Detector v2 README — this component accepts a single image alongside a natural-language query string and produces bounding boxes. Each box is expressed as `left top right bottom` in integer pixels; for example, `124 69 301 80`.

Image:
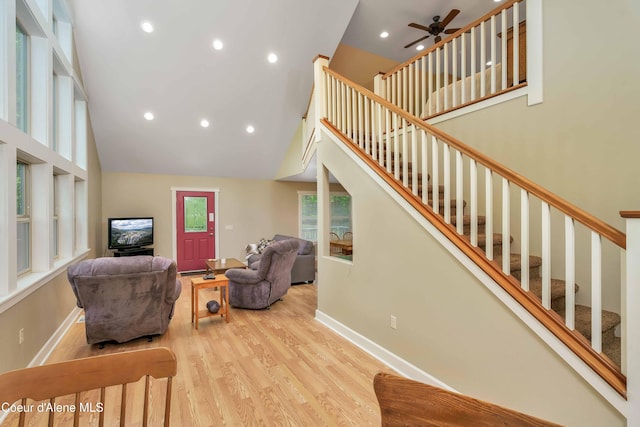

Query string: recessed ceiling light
140 21 154 33
380 31 389 38
267 53 278 63
246 125 255 134
200 119 210 128
212 39 224 50
416 44 425 51
144 112 154 121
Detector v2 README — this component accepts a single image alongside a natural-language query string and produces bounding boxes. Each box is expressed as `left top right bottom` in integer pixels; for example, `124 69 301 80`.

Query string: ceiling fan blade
408 22 432 32
441 9 460 27
404 35 430 49
444 28 461 34
434 35 442 44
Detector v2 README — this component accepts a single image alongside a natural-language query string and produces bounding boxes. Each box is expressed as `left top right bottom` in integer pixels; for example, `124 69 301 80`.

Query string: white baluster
470 27 477 102
456 150 463 234
591 232 603 353
436 47 441 113
480 21 486 97
501 9 508 90
402 66 408 112
394 113 400 181
346 87 352 138
358 91 363 146
470 159 478 245
421 130 428 205
490 15 496 94
402 118 408 187
386 109 392 173
443 43 449 110
364 96 370 155
502 178 510 275
411 124 418 196
340 82 346 133
452 38 458 108
461 33 467 104
428 52 433 116
431 136 439 214
541 202 551 309
444 143 451 223
421 55 427 118
520 189 529 291
565 215 576 330
377 103 384 165
512 2 520 86
485 168 493 259
408 64 414 116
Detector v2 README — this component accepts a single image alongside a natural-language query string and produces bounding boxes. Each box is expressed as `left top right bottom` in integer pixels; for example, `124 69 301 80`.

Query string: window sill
0 249 90 315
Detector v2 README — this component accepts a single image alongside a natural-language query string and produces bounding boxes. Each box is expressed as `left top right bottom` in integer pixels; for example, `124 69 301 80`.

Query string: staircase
392 155 622 365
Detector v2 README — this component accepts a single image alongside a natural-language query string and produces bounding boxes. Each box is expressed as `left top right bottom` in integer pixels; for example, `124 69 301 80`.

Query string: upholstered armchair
226 239 299 309
247 234 315 283
67 256 182 345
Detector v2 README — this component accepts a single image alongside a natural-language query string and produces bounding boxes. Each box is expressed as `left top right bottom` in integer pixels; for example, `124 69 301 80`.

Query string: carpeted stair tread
528 278 578 302
461 233 510 247
450 215 487 227
556 305 621 339
493 253 542 273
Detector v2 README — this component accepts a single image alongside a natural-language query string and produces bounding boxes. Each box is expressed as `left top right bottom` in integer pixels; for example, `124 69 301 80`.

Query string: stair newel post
313 55 330 143
621 211 640 425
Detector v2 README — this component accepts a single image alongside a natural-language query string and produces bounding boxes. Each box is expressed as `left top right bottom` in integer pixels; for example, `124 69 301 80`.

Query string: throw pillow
256 238 275 254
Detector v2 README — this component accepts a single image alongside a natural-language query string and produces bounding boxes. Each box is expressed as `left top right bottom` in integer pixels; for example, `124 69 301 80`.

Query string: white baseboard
28 306 82 368
315 309 456 392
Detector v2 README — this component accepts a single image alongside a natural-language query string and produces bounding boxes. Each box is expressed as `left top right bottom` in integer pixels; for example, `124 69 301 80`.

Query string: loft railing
379 0 527 119
314 57 627 397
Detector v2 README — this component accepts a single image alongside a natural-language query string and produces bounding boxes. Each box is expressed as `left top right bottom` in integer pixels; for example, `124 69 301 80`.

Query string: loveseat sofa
67 256 182 345
247 234 315 283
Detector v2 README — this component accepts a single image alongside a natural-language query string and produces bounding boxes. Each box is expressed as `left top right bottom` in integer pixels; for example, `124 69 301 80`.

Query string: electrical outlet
19 328 24 344
390 315 397 330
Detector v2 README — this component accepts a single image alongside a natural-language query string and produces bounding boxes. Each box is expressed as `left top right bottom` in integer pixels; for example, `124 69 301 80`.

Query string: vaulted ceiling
71 0 502 180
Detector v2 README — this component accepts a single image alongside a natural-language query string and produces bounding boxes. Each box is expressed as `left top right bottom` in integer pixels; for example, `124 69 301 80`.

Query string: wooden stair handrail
322 118 626 396
323 66 626 249
383 0 524 79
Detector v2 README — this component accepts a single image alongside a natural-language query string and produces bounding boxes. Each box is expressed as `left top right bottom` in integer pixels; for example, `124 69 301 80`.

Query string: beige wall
101 173 318 262
317 132 624 426
330 43 399 90
431 0 639 312
0 118 102 373
275 121 305 180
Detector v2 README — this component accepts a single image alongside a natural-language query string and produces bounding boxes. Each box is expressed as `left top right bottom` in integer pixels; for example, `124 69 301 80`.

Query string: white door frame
171 187 220 263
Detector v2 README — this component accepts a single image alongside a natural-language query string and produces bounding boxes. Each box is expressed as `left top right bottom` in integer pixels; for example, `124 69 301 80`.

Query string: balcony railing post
621 211 640 425
313 55 330 142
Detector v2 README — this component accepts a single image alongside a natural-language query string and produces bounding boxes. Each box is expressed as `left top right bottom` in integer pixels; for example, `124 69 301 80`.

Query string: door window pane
184 197 207 232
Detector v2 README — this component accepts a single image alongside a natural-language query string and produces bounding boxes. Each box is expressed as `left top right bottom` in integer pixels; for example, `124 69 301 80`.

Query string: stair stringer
317 122 628 417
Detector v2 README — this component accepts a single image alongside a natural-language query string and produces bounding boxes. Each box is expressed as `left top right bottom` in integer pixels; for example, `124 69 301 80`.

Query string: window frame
15 21 30 133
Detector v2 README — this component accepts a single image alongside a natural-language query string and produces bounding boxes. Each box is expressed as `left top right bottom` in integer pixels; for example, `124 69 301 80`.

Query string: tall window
53 175 59 258
16 23 29 132
17 162 31 274
52 73 58 151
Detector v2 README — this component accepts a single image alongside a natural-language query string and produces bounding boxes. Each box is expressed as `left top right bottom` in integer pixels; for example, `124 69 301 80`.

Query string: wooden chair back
0 347 177 427
373 372 561 426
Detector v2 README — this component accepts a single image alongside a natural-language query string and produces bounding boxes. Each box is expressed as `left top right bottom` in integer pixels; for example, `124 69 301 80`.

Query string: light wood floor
9 277 392 426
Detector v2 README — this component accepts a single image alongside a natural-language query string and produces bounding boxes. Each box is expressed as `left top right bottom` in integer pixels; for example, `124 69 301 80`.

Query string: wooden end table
191 274 229 329
205 258 247 274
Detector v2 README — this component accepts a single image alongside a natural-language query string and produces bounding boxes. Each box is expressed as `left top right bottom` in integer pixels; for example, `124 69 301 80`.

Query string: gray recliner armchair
226 239 298 309
67 256 182 345
247 234 315 283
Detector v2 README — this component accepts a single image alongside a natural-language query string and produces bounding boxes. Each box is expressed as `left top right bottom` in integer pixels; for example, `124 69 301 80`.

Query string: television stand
114 247 154 257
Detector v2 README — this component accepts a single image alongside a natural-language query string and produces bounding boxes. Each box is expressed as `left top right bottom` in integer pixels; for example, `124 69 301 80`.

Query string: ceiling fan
404 9 462 48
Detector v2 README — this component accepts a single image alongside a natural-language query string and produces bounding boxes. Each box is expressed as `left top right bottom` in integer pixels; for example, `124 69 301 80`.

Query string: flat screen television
108 217 154 250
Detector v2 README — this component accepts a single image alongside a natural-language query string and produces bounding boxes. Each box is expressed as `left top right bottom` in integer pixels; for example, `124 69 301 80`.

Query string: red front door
176 191 216 272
